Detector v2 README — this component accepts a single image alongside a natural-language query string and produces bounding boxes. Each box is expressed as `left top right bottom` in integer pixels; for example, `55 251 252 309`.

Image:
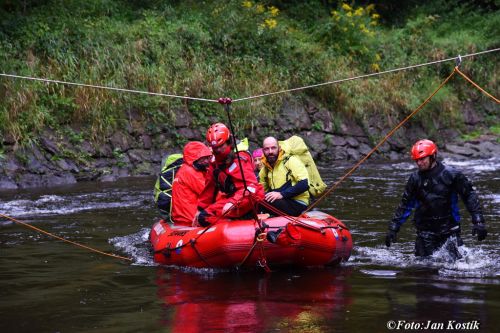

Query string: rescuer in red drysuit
195 123 264 226
171 141 212 226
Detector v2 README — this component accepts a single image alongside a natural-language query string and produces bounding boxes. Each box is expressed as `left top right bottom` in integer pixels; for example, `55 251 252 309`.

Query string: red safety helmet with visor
206 123 231 148
411 139 437 160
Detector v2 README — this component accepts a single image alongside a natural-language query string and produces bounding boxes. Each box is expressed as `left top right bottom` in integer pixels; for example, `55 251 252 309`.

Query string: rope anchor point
218 97 232 105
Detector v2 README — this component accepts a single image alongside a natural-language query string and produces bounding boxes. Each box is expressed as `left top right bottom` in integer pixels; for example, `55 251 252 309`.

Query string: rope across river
0 48 498 103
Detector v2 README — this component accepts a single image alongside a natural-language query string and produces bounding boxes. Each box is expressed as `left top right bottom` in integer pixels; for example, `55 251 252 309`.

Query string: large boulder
276 99 312 132
444 144 476 157
109 132 133 152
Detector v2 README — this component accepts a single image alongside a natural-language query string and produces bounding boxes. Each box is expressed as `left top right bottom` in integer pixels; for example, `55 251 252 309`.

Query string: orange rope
0 213 133 262
455 67 500 103
305 68 458 213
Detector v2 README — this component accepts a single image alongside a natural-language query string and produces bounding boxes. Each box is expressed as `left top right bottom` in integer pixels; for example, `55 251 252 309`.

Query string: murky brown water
1 158 499 332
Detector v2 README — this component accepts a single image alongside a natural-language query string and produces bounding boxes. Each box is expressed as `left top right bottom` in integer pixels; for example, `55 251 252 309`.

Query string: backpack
278 136 327 198
153 153 183 216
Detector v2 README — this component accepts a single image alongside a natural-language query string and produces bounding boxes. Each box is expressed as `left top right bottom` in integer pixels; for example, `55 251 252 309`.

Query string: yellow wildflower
342 3 352 11
375 53 381 61
346 11 352 17
366 4 375 13
242 1 252 8
256 4 265 13
269 6 279 17
354 8 363 16
371 13 380 20
370 21 377 26
371 63 380 72
264 18 277 29
359 23 366 29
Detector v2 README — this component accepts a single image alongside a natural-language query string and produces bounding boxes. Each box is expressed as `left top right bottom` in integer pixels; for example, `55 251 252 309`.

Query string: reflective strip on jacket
198 151 265 214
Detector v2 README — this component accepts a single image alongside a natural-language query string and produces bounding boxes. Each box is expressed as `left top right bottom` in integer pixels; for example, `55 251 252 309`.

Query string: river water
1 158 498 332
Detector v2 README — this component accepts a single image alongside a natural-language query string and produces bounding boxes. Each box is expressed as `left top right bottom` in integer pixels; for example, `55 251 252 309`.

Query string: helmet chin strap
430 153 437 167
214 143 232 163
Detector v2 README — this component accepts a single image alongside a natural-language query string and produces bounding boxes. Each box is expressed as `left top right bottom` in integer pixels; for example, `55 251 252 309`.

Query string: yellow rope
0 213 133 262
455 67 500 103
305 67 458 212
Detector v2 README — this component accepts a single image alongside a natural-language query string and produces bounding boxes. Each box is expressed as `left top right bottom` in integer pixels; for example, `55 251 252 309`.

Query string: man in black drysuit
385 139 487 259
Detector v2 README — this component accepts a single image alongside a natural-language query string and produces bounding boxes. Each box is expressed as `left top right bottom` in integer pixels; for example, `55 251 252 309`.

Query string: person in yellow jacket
259 136 309 216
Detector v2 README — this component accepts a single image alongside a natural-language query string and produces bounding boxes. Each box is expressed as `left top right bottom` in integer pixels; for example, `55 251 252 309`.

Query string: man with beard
259 136 309 216
171 141 212 226
385 139 487 259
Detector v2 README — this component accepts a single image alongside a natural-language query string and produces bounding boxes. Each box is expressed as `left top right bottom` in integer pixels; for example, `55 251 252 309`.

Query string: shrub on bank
0 0 497 148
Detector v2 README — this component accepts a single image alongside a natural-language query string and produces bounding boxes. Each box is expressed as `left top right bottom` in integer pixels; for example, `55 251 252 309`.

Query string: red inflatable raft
150 211 352 269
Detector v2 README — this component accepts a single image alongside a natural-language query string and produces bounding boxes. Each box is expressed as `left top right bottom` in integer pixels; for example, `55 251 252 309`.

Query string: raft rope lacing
1 49 498 263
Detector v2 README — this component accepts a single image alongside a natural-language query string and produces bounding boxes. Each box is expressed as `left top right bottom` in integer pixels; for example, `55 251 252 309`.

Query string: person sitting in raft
170 141 212 226
252 148 264 178
259 136 309 216
194 123 265 227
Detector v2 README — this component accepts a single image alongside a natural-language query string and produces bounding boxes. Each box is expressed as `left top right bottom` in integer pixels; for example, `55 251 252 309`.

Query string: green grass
490 125 500 136
0 0 498 148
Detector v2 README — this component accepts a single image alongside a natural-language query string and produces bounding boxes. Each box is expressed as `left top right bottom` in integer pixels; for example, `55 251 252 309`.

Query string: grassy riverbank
0 0 498 148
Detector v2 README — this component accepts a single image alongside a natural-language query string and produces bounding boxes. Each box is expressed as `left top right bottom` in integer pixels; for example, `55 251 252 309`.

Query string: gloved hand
193 209 210 227
385 229 398 247
472 223 487 241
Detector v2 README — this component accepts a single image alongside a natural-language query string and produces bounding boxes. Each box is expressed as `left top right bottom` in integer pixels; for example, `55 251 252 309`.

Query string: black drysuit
389 162 484 257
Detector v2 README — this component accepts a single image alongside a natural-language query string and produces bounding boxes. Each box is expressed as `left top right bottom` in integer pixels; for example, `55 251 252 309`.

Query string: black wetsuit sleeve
454 171 484 224
390 174 418 230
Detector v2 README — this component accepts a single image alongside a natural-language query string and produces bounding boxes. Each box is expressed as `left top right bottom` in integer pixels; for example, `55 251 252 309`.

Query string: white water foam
0 190 148 218
109 228 155 266
350 242 499 278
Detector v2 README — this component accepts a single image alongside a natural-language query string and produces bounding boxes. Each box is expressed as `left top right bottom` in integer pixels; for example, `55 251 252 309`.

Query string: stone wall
1 99 498 190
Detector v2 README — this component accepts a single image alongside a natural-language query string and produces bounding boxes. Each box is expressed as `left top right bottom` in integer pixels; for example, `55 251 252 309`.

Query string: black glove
196 209 210 227
266 227 283 244
385 222 400 247
472 223 487 241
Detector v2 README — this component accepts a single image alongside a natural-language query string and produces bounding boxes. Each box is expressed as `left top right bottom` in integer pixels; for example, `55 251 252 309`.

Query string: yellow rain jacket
259 149 310 205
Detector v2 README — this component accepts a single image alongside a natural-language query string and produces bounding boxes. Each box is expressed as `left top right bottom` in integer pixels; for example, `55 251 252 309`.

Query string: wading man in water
385 139 487 259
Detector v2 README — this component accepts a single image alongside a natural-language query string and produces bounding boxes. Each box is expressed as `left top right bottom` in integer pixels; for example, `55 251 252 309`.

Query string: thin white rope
0 73 219 103
0 48 498 103
232 47 500 102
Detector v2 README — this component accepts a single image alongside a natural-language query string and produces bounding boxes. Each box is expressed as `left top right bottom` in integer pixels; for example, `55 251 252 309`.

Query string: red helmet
411 139 437 160
206 123 231 148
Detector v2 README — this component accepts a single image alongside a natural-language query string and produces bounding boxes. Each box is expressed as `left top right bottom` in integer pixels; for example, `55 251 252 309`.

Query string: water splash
350 240 499 278
109 228 155 266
